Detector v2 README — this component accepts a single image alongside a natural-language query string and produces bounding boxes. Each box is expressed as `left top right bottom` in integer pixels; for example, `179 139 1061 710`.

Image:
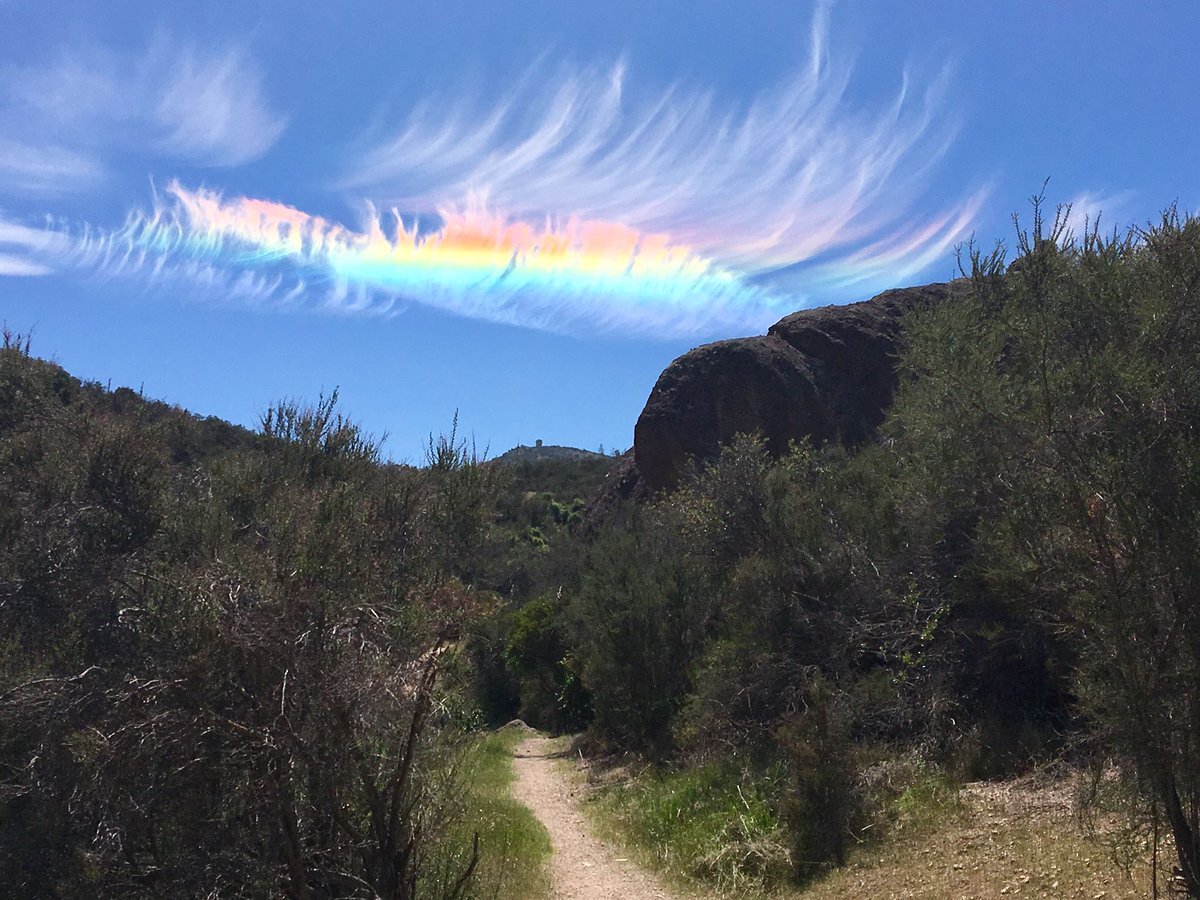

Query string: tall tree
891 197 1200 894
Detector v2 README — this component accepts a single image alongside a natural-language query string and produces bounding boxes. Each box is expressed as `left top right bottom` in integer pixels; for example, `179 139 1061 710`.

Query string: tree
891 196 1200 893
568 510 713 756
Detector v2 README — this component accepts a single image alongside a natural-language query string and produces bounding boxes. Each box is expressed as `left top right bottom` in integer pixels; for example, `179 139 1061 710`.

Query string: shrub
0 371 497 898
775 677 862 883
504 594 590 731
891 196 1200 894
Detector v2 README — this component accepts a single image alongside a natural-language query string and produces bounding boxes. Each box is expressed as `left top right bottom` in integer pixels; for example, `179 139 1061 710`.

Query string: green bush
569 516 715 755
890 197 1200 894
504 594 591 731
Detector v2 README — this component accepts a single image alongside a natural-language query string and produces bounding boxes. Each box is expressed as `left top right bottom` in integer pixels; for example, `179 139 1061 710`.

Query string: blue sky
1 1 1197 461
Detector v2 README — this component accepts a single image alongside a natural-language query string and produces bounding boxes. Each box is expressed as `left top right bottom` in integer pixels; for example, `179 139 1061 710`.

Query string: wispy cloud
1058 191 1135 240
46 182 790 337
339 3 982 279
0 211 67 276
150 44 287 166
784 192 989 293
0 140 104 195
0 35 286 196
0 253 53 277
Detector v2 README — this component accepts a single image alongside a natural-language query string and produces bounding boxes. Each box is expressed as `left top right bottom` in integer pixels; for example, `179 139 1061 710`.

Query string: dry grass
797 775 1160 900
549 742 1175 899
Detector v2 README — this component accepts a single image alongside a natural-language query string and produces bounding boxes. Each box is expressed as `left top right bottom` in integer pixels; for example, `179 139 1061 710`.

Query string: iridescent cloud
19 3 987 339
339 3 982 277
69 182 792 337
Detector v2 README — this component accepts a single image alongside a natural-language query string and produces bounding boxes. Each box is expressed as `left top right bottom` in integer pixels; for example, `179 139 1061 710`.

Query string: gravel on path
511 735 684 900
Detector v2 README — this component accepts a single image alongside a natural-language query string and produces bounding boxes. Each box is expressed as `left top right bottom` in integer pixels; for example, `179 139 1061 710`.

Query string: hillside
0 337 514 897
495 442 608 465
0 345 260 464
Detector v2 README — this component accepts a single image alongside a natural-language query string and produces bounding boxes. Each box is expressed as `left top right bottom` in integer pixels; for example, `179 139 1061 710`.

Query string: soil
802 773 1156 899
511 735 685 900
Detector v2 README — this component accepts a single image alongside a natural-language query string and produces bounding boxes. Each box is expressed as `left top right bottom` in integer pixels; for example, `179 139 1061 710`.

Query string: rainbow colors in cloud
13 4 988 339
101 182 790 336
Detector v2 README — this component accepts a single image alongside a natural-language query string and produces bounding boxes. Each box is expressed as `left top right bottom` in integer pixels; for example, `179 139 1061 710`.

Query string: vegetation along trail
512 736 684 900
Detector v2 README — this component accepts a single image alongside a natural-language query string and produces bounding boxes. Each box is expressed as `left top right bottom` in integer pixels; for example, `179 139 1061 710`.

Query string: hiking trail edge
511 735 686 900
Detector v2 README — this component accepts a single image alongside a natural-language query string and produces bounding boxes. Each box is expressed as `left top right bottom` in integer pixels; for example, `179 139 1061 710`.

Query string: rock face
632 280 967 492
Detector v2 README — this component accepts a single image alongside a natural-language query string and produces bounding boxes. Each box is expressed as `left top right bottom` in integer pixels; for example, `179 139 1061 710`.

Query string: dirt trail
511 735 684 900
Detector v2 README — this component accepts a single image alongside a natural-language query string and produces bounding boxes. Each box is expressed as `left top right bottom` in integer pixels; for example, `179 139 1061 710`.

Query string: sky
1 1 1197 461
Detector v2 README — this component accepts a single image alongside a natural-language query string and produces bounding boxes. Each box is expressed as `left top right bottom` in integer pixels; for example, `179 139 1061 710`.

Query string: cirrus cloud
4 4 991 341
0 210 68 276
338 4 985 282
0 34 286 197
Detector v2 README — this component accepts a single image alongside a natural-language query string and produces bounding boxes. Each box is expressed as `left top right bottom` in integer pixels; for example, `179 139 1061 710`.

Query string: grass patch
867 763 963 839
438 724 552 900
586 758 791 897
580 752 962 897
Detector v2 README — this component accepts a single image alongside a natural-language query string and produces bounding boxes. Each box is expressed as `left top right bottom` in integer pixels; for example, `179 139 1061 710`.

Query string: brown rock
632 280 968 493
632 336 831 492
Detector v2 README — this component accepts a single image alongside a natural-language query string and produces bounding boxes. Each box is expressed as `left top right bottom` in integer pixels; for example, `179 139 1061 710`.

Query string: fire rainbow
112 182 789 335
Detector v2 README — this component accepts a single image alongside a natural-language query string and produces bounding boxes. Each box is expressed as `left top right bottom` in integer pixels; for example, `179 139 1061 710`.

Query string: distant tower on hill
535 439 543 448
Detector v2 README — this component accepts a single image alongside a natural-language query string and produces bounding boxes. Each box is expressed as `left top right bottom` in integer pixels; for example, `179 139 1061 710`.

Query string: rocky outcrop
631 280 968 493
579 450 648 532
631 336 831 492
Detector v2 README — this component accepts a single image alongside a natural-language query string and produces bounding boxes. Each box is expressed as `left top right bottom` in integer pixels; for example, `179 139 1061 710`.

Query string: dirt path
512 735 683 900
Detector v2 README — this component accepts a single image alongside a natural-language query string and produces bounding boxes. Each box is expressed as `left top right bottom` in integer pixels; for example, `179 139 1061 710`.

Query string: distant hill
494 442 607 465
492 443 616 509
